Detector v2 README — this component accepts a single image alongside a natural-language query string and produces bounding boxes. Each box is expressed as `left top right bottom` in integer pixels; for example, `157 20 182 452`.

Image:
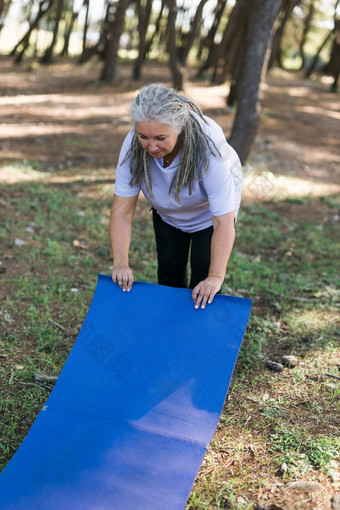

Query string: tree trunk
210 0 249 83
305 0 338 78
133 0 153 80
217 3 249 86
226 21 249 106
268 0 300 69
0 0 12 34
298 0 315 70
178 0 209 66
196 0 227 63
40 0 65 63
79 0 90 62
141 0 165 61
100 0 131 83
11 0 55 62
60 2 79 56
166 0 185 90
229 0 280 164
323 19 340 92
305 28 334 78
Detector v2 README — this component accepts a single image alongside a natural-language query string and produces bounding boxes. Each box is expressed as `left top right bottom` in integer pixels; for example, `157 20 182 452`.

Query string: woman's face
136 121 179 158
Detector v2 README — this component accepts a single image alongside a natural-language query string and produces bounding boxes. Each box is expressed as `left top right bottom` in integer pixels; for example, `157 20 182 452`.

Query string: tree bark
79 0 90 62
210 0 249 83
133 0 153 80
226 21 249 106
305 28 334 77
0 0 12 34
229 0 280 164
60 4 79 57
166 0 185 90
217 2 249 86
305 0 339 78
323 19 340 92
178 0 209 66
40 0 65 63
11 0 55 62
100 0 131 83
268 0 301 69
196 0 227 63
141 0 165 61
298 0 315 69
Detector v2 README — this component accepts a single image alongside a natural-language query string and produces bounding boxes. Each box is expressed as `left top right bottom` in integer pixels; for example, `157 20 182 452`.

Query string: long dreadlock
121 84 220 202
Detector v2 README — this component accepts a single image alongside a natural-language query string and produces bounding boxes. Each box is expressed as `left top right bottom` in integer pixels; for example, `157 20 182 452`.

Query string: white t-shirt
114 112 242 233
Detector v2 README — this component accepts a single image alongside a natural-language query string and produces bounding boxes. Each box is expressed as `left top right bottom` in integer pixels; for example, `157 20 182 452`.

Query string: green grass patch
269 427 339 475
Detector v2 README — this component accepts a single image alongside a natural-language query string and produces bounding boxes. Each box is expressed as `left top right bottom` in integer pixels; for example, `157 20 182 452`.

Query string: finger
207 288 217 305
126 273 134 291
194 287 204 310
116 272 124 288
121 273 130 292
192 285 200 302
199 286 213 310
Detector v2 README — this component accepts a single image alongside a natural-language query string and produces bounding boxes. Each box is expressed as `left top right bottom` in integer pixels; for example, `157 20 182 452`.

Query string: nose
148 140 158 152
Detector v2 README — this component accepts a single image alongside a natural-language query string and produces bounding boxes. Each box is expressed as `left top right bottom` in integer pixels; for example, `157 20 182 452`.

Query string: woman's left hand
192 275 223 310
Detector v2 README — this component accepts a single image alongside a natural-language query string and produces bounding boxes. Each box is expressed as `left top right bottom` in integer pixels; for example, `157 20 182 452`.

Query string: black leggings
152 209 213 289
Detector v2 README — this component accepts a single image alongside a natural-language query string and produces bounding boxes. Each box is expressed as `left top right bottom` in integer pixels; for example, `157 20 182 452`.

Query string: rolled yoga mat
0 274 251 510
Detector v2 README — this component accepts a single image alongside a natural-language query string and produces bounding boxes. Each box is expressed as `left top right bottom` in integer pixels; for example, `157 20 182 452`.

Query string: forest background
0 1 339 509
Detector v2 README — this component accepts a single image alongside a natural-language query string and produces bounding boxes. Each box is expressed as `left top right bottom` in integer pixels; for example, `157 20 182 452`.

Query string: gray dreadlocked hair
121 83 220 202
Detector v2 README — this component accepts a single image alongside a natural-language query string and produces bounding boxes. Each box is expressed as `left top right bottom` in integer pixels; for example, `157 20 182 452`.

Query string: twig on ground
325 373 340 381
47 318 65 331
34 373 58 383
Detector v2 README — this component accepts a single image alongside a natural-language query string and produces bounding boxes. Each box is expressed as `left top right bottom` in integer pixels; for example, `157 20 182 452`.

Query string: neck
163 135 182 168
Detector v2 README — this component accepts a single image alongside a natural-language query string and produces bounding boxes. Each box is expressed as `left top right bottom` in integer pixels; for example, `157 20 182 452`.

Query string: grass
1 161 339 509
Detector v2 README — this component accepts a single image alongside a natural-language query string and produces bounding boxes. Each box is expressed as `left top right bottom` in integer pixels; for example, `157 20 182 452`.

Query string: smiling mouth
149 151 162 157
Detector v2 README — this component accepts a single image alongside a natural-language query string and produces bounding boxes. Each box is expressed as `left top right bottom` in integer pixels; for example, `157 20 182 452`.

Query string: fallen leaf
73 239 88 250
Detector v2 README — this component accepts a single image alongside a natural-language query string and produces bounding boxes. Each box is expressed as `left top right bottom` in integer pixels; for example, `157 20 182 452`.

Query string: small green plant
269 427 339 475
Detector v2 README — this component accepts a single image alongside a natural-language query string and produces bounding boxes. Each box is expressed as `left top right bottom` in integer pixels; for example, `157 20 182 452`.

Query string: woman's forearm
109 195 138 265
208 215 235 281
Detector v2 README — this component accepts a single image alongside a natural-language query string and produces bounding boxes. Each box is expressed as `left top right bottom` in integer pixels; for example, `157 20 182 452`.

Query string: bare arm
192 210 235 309
109 194 139 291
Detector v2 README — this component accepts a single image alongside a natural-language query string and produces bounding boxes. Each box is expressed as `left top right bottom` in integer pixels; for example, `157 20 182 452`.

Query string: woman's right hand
112 263 134 292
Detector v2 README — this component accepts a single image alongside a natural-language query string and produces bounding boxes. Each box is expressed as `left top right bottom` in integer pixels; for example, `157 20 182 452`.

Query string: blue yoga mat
0 275 251 510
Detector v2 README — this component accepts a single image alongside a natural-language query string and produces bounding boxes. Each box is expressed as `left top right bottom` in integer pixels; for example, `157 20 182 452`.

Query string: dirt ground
1 57 340 202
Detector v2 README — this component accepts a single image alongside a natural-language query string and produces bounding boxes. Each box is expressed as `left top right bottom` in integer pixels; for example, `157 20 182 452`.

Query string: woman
110 83 242 310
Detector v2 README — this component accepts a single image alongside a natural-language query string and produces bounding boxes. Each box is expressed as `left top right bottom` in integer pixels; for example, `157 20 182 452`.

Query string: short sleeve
114 130 141 197
202 140 242 221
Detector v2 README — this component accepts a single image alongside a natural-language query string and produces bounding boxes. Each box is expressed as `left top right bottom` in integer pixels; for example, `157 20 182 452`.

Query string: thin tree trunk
79 0 90 62
323 19 340 92
40 0 65 63
60 4 79 56
268 0 300 69
305 29 334 77
167 0 185 90
141 0 165 61
11 0 55 62
229 0 280 164
0 0 12 34
299 0 315 70
218 3 249 85
226 22 249 106
210 0 249 83
100 0 131 83
197 0 227 63
133 0 153 80
178 0 209 66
